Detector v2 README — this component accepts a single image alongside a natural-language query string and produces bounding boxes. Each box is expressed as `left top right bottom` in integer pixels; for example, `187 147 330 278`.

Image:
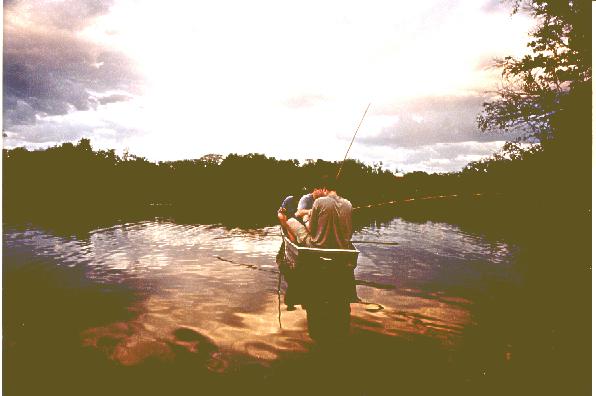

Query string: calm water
3 217 522 395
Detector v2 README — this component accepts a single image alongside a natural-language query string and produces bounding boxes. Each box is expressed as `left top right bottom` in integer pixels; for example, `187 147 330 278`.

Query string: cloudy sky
3 0 535 173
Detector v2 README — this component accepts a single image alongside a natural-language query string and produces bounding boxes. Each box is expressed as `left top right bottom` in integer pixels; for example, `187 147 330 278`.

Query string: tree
76 137 93 152
477 0 591 142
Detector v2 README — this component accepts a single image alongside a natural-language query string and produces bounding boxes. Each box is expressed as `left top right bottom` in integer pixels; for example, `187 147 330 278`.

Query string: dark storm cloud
3 0 143 130
3 99 37 125
361 94 523 148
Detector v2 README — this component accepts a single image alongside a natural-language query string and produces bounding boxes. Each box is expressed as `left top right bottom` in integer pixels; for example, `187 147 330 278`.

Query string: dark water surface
2 216 547 395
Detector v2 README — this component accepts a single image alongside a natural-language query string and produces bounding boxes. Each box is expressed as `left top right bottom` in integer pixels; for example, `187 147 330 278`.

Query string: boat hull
282 234 359 271
279 231 359 305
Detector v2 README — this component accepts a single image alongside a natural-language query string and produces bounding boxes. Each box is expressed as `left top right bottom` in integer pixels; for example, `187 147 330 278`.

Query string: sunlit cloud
3 0 536 172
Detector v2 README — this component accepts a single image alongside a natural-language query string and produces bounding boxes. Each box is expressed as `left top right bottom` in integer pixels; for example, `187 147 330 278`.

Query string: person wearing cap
277 193 299 222
277 188 307 244
276 189 307 310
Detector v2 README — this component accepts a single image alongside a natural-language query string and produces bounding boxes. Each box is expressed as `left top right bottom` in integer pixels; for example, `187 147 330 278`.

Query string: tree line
2 135 570 227
2 141 396 224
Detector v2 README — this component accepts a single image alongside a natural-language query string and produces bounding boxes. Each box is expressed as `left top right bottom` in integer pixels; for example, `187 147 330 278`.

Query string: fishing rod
350 240 400 246
335 102 371 180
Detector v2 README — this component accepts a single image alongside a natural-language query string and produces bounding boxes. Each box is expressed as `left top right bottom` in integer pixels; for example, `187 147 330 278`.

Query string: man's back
308 194 352 249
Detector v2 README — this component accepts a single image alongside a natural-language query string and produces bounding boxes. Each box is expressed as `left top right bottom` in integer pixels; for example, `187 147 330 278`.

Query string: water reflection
4 217 519 393
354 217 518 297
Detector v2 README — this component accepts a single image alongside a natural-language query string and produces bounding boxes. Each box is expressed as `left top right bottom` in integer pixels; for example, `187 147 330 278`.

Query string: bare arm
294 208 311 218
294 209 312 231
277 211 297 243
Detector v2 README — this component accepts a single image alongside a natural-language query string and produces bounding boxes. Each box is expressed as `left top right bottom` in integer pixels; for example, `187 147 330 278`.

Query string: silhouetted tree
477 0 590 142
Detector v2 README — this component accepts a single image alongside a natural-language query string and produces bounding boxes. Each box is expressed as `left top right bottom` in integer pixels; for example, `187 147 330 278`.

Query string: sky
3 0 536 173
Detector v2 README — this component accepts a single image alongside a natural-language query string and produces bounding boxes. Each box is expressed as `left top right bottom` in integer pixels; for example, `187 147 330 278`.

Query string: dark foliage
3 141 403 226
477 0 590 141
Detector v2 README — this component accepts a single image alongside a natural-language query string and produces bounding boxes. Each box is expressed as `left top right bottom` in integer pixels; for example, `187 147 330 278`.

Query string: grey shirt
297 193 314 211
308 194 353 249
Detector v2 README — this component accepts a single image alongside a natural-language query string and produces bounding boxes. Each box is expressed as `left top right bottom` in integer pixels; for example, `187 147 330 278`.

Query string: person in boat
277 193 299 221
277 188 307 244
276 188 308 310
294 188 315 229
284 175 353 249
279 189 320 245
284 175 355 342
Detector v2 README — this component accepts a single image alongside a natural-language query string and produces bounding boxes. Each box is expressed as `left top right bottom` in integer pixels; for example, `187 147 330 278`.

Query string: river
2 216 534 395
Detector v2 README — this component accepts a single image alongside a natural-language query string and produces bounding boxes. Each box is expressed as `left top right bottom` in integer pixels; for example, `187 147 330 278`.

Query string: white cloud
4 0 536 172
347 140 508 174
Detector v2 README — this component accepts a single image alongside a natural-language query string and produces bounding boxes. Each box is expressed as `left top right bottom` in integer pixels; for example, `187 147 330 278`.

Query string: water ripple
4 217 519 367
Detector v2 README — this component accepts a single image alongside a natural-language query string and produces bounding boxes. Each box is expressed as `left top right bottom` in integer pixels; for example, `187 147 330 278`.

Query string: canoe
280 230 359 271
279 230 360 305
